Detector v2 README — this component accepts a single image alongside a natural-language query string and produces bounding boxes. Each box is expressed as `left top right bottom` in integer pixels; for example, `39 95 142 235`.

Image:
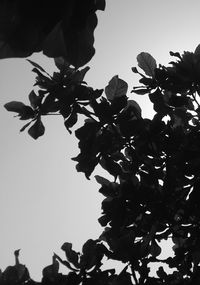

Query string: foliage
0 0 105 67
2 1 200 284
3 45 200 284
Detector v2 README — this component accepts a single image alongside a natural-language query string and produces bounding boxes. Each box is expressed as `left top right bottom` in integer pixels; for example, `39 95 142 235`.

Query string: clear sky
1 0 200 280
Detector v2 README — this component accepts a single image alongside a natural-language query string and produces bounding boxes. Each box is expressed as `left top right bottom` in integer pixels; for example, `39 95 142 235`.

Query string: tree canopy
2 1 200 284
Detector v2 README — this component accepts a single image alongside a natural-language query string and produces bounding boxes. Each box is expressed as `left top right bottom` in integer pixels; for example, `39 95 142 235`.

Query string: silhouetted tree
2 1 200 284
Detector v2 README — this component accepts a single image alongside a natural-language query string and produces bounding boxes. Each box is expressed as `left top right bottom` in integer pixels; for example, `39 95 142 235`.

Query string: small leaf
42 254 59 280
137 52 157 77
80 239 97 270
61 243 79 268
28 118 45 139
169 51 181 59
98 215 110 227
131 67 138 73
105 75 128 101
95 175 110 186
27 59 46 73
150 239 161 257
64 111 78 133
73 66 90 83
100 156 121 180
132 88 149 95
29 90 41 109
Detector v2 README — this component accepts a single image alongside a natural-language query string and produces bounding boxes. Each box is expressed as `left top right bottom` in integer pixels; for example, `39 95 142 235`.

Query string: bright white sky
1 0 200 281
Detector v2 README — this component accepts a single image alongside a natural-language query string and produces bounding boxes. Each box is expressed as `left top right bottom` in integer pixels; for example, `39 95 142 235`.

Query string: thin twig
130 263 138 285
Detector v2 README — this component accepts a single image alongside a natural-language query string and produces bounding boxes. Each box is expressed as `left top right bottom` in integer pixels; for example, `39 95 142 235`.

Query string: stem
42 113 62 116
130 264 139 285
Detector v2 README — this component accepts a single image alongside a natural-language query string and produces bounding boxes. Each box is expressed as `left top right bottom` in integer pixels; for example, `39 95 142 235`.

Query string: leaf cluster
4 44 200 284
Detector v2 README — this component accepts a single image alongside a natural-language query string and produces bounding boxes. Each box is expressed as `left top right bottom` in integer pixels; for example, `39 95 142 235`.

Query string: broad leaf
4 101 27 113
80 239 98 270
137 52 157 77
105 75 128 101
28 118 45 139
124 100 142 118
4 101 35 120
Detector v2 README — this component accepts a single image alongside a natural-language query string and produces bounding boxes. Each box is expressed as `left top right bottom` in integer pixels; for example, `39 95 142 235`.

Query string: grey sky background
1 0 200 280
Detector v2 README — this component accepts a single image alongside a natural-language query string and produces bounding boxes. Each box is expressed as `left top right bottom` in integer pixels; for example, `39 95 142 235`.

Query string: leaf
72 154 99 179
131 67 139 73
169 51 181 59
80 239 97 270
73 66 90 83
125 100 142 118
28 118 45 139
4 101 35 120
20 121 32 132
98 215 110 227
105 75 128 101
95 175 110 186
64 111 78 133
132 88 149 95
29 90 41 109
137 52 157 77
100 156 121 180
150 239 161 257
4 101 27 113
27 59 46 73
43 11 97 68
61 243 79 268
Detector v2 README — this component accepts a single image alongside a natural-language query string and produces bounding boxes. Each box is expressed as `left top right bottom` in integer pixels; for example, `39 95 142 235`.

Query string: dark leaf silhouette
26 60 47 74
105 75 128 101
61 243 79 269
137 52 157 77
150 239 161 257
132 88 150 95
4 101 35 120
28 118 45 139
28 91 41 109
